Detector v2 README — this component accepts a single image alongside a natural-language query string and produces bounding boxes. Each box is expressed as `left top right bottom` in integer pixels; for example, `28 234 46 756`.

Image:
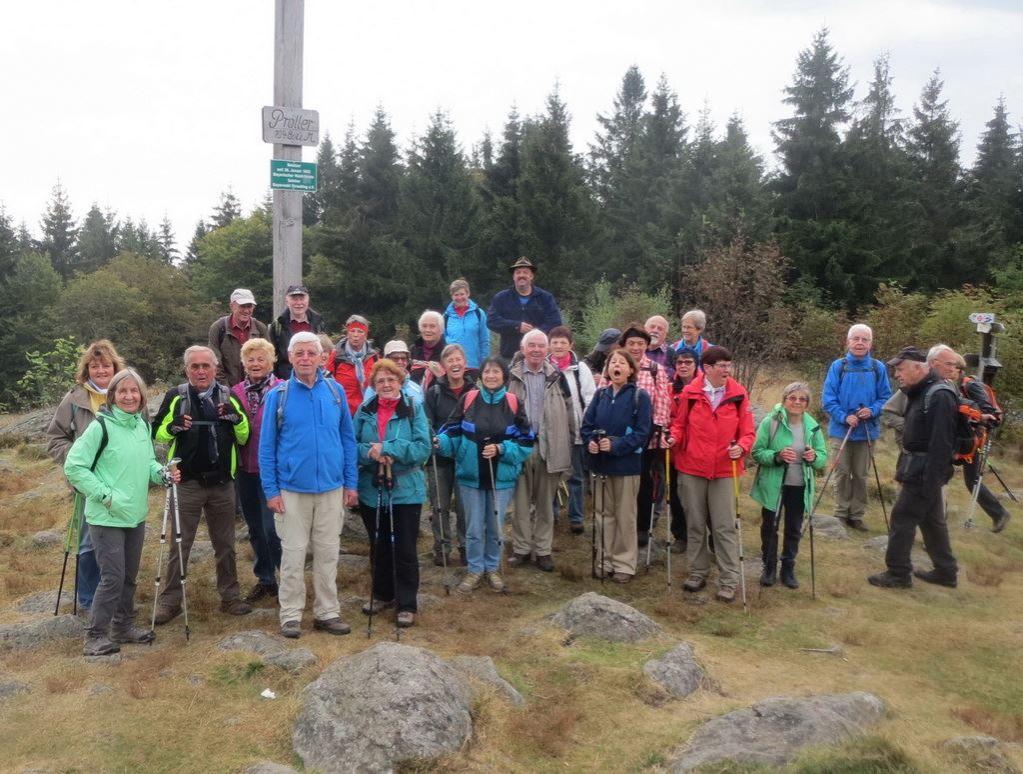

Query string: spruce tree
40 181 80 282
475 107 526 292
969 96 1021 259
157 216 178 264
185 219 209 264
589 65 648 203
210 189 242 229
358 108 402 226
77 204 118 273
306 133 341 226
0 205 16 283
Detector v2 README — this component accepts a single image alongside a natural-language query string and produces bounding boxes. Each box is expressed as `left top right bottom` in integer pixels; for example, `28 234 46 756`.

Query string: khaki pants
680 474 741 587
833 439 870 522
594 474 640 576
275 488 344 624
511 453 559 557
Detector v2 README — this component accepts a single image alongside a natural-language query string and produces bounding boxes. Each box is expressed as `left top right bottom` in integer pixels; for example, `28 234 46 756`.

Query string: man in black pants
869 347 959 589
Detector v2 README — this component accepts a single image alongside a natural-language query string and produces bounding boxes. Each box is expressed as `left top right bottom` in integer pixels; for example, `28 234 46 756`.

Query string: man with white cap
209 288 268 387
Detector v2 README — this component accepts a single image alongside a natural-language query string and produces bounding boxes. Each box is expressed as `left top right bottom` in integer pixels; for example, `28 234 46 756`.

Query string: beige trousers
275 488 344 624
680 474 741 587
594 474 640 576
511 453 559 557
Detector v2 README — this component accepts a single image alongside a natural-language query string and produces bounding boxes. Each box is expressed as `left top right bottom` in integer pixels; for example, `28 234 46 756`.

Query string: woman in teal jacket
64 369 179 656
750 382 828 590
353 359 431 628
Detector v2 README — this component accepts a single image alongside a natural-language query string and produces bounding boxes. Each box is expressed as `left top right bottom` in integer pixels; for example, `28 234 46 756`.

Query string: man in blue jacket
487 257 563 359
260 332 359 638
821 324 892 531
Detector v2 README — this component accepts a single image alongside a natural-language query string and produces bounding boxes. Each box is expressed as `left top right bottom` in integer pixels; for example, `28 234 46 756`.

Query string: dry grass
951 705 1023 743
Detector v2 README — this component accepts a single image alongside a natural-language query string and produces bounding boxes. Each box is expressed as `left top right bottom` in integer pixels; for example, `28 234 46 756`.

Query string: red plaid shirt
599 354 671 448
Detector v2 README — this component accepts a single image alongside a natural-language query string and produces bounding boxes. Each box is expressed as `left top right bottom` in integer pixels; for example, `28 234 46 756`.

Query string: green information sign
270 159 318 192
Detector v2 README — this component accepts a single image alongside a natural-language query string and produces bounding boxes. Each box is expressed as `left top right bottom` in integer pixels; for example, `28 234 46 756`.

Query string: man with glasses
209 288 268 388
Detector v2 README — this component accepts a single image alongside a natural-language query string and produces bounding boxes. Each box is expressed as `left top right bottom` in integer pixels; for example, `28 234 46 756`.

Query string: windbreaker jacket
486 286 563 359
258 372 358 498
154 384 249 483
670 372 755 479
507 358 575 474
325 337 380 416
353 395 431 506
442 300 490 368
749 404 828 511
209 314 268 387
437 386 534 490
64 407 164 528
821 353 892 441
268 308 325 378
580 383 652 477
231 376 282 474
46 385 101 464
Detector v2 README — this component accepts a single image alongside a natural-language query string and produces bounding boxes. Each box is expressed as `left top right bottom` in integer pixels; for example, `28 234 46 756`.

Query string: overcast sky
2 0 1020 254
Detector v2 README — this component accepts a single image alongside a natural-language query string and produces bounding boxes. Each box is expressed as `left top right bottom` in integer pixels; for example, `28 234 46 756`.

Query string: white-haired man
821 324 892 531
645 315 676 380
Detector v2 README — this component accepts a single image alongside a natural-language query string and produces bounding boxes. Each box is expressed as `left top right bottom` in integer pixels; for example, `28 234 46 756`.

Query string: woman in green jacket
65 369 179 656
750 382 828 590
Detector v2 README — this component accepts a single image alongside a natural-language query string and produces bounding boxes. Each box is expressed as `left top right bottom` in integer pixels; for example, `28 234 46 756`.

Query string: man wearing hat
268 284 326 379
869 346 958 589
209 289 269 387
325 315 380 416
487 257 563 359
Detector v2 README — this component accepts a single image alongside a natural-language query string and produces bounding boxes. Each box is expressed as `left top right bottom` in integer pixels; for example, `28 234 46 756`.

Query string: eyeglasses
936 361 961 369
390 354 409 362
785 395 809 403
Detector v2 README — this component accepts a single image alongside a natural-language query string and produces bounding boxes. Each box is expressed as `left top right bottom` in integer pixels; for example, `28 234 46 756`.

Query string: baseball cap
230 288 256 305
886 346 926 367
285 284 309 296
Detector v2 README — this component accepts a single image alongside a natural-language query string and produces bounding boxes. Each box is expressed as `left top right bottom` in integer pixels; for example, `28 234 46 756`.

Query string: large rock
669 692 887 771
217 630 316 674
292 642 472 773
550 592 662 643
0 615 83 650
643 643 710 699
16 590 63 615
450 655 524 706
811 515 849 540
942 736 1020 774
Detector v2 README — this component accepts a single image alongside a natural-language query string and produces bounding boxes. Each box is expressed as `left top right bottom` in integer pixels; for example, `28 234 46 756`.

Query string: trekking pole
55 492 85 616
485 447 509 595
809 501 817 600
367 462 384 639
592 429 608 582
801 424 853 539
964 436 992 529
168 460 190 641
430 453 451 596
664 441 673 594
590 471 599 580
384 462 400 642
149 459 178 640
986 463 1019 503
730 457 748 615
860 407 890 532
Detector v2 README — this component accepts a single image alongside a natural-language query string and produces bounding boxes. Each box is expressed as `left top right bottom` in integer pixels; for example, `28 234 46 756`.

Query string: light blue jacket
362 376 424 407
443 300 490 368
821 353 892 441
259 372 358 498
353 395 431 506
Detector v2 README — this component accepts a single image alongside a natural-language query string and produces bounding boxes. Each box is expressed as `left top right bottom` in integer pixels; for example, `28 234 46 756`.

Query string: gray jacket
508 358 575 475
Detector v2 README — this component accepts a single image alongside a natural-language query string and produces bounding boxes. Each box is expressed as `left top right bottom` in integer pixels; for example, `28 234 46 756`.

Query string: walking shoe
220 598 253 616
847 518 869 532
110 626 156 644
396 611 416 628
780 564 799 589
76 604 92 619
486 571 505 592
152 605 181 625
244 583 278 604
760 563 777 587
281 620 301 639
913 569 957 588
992 512 1012 533
570 523 585 535
458 573 483 594
612 572 631 584
535 554 555 572
313 617 352 635
362 598 393 615
682 575 706 593
716 585 737 603
83 637 120 657
507 552 531 568
868 571 912 589
670 540 687 554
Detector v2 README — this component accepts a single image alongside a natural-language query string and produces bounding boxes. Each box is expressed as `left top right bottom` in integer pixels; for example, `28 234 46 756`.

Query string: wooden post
272 0 304 319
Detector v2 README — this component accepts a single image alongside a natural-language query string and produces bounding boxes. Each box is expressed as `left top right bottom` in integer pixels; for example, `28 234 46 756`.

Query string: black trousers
961 458 1009 523
360 501 421 613
885 482 958 579
637 446 664 535
667 464 688 543
760 485 805 567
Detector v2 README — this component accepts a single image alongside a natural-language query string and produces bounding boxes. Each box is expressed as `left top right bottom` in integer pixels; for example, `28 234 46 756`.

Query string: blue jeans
77 524 100 609
459 484 514 575
236 471 282 585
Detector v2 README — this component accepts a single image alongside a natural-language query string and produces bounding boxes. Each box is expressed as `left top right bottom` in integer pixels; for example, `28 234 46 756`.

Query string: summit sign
262 106 319 146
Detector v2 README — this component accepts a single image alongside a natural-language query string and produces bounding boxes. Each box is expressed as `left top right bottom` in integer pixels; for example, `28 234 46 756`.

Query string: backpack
962 376 1003 420
838 357 885 386
174 383 232 422
275 377 345 431
443 306 483 329
463 388 519 415
922 382 985 465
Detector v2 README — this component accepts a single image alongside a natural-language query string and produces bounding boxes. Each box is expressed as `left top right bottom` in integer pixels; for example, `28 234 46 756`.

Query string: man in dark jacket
869 347 959 589
268 284 326 379
487 257 563 359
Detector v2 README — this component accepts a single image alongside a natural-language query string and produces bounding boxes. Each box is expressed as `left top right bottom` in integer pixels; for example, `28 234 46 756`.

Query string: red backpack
463 389 519 414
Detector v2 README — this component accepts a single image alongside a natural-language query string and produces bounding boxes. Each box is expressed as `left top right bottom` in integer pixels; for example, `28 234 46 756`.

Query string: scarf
84 381 107 414
346 341 370 389
242 375 273 414
550 353 572 371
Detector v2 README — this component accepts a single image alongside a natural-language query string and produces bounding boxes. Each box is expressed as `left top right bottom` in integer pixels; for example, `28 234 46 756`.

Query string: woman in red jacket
668 346 754 603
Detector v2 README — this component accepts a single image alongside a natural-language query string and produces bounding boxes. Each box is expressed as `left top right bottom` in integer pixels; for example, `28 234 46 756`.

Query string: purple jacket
231 376 282 474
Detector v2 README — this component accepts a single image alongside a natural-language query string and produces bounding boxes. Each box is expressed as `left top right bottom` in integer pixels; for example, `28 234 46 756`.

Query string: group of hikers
44 257 1013 656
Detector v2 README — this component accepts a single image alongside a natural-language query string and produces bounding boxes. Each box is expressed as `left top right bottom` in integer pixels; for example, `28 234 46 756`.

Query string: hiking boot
760 562 777 587
992 512 1012 533
637 530 649 547
716 585 737 603
780 563 799 589
280 620 301 639
362 598 393 615
83 637 120 657
110 626 156 644
458 573 483 594
486 571 505 592
507 552 531 568
570 523 585 535
868 571 912 589
612 572 631 584
682 575 706 593
847 518 869 532
244 583 278 604
396 611 416 628
913 569 957 588
313 617 352 636
670 540 687 554
220 598 253 616
152 605 181 625
535 554 555 572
